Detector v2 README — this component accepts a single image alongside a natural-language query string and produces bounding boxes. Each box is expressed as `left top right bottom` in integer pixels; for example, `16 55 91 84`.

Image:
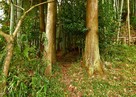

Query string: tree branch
25 0 54 14
0 30 13 42
0 30 8 38
12 0 54 38
13 4 25 11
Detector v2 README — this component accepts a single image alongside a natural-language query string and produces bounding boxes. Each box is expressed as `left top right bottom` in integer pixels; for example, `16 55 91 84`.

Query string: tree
16 0 22 49
0 1 54 96
44 0 57 76
127 0 131 45
84 0 104 76
39 0 45 57
117 0 124 43
9 0 15 35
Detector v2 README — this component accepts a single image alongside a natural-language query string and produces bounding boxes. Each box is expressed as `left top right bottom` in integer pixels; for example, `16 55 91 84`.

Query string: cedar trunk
44 0 57 76
39 0 45 57
85 0 104 76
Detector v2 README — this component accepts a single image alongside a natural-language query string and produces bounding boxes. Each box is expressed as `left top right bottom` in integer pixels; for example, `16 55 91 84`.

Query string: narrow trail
57 51 82 97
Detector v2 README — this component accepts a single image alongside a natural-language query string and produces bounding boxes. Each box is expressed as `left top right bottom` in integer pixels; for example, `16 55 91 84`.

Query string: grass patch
5 58 49 97
103 44 136 64
46 64 67 97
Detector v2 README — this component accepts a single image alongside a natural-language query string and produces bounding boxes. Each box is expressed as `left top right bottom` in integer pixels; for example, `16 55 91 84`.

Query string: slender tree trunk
17 0 22 49
113 0 117 19
135 0 136 16
56 2 62 51
44 0 57 76
0 39 14 97
62 30 66 55
39 0 45 57
0 1 15 95
127 0 131 45
84 0 104 76
10 0 15 35
39 0 45 33
117 0 124 43
56 23 62 51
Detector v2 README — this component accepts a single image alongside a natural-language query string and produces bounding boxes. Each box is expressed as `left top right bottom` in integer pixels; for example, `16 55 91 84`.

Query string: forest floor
1 45 136 97
46 47 136 97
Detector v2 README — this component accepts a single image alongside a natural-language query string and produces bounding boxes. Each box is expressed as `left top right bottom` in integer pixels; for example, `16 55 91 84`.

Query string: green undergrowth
67 62 136 97
5 58 49 97
103 44 136 64
46 64 67 97
46 61 136 97
1 45 136 97
46 45 136 97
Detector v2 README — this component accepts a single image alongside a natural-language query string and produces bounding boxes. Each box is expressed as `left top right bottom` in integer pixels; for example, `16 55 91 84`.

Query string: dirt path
57 51 82 97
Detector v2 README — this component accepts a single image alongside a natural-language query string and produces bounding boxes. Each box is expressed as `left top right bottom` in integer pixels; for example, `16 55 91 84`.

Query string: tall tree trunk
17 0 22 49
127 0 131 45
0 37 14 96
10 0 15 35
84 0 104 76
1 1 15 95
44 0 57 76
39 0 45 57
39 0 45 33
117 0 124 43
113 0 117 19
62 30 66 55
135 0 136 16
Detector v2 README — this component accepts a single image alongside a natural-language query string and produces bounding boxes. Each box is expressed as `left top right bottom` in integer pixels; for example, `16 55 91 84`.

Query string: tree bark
38 0 45 57
0 43 14 96
44 0 57 76
127 0 131 45
9 0 15 35
84 0 104 76
117 0 124 43
17 0 22 49
39 0 45 32
135 0 136 16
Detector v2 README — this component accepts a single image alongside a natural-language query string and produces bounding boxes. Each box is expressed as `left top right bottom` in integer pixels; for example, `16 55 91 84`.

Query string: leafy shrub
6 54 49 97
130 16 136 30
98 1 117 55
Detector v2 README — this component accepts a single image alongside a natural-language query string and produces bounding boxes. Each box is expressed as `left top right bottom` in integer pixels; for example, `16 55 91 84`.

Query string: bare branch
26 0 54 14
0 30 13 42
12 0 54 38
13 4 25 11
0 30 9 39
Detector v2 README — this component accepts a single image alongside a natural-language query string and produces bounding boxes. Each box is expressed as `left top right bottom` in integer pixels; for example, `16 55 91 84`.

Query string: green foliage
103 44 136 63
60 0 86 34
46 78 66 97
130 16 136 29
46 64 66 97
6 57 49 97
31 73 49 97
98 1 118 55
